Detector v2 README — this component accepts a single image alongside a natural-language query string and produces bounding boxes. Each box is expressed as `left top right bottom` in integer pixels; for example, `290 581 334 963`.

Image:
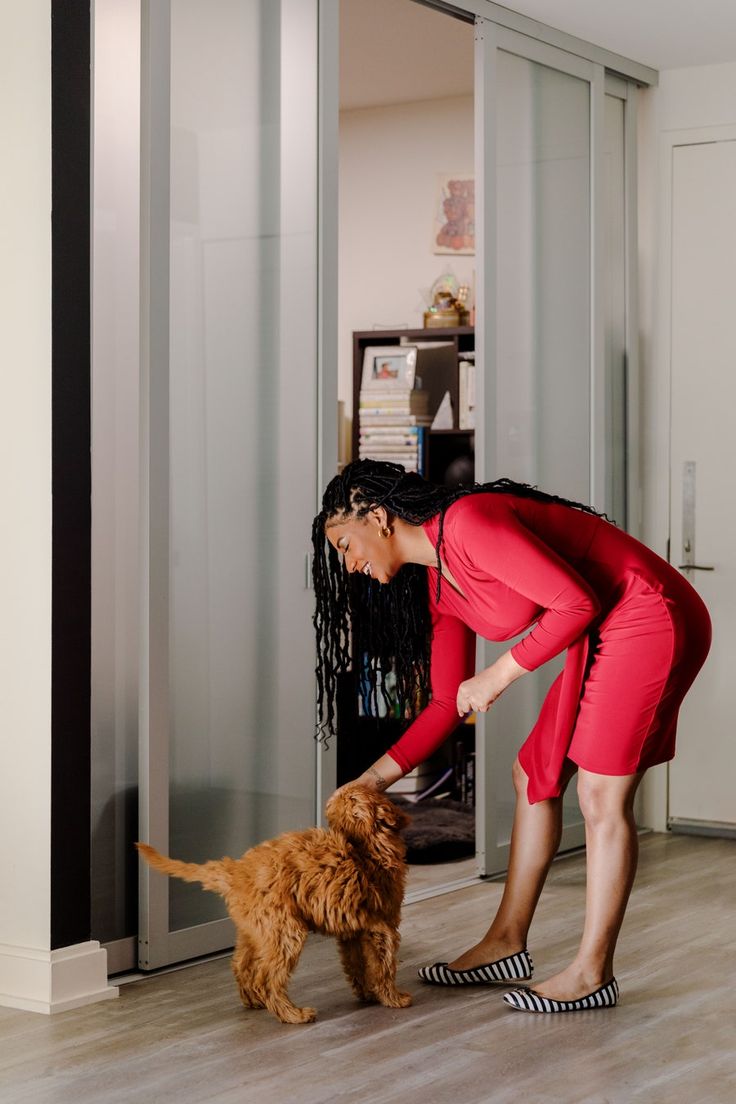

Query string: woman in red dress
312 460 711 1013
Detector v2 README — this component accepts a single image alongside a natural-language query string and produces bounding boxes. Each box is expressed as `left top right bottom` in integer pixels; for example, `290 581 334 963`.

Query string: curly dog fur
137 784 412 1024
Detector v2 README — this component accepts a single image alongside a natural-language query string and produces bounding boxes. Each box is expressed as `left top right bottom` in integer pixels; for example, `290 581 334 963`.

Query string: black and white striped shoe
418 950 533 986
502 977 619 1012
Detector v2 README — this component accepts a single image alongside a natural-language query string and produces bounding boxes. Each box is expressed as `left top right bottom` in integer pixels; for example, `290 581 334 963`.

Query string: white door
668 137 736 832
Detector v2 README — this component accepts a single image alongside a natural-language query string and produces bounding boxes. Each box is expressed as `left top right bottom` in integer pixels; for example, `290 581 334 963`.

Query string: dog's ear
375 797 411 833
325 784 373 841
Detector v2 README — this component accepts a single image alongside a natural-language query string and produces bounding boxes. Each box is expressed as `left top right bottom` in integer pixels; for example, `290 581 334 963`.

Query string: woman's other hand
456 651 527 716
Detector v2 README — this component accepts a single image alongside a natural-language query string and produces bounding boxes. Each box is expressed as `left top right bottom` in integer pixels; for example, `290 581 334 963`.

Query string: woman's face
325 511 400 585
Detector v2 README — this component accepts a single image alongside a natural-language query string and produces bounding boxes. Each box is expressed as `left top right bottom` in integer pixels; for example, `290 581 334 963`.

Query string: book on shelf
359 413 433 427
359 446 419 456
359 388 429 407
359 436 421 447
359 400 429 414
358 427 426 474
360 424 420 435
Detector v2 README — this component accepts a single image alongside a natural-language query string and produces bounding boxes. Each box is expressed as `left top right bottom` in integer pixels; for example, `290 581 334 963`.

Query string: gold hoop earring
380 525 392 539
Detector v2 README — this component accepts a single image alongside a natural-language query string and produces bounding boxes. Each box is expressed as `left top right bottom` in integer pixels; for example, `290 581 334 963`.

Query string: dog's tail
136 842 233 895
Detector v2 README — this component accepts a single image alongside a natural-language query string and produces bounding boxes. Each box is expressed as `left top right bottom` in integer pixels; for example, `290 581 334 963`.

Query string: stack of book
358 388 432 473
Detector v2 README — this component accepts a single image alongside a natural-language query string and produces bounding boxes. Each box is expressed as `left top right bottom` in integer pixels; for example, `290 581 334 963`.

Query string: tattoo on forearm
366 765 389 791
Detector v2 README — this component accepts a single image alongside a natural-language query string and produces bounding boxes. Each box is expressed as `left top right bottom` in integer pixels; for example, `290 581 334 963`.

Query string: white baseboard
0 940 119 1014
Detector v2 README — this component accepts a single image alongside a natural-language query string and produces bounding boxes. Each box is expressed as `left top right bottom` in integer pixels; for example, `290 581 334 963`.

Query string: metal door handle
680 463 713 573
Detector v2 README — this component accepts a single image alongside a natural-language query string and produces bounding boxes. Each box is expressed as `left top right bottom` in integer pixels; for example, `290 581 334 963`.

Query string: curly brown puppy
137 784 412 1024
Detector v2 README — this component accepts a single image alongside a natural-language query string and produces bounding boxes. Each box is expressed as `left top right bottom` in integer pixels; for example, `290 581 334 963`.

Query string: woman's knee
577 771 640 827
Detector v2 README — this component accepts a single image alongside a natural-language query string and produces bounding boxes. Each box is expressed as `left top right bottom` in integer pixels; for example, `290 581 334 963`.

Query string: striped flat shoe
418 949 533 986
502 977 619 1012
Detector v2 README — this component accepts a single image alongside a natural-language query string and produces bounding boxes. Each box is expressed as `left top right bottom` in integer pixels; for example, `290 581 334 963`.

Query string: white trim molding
0 941 119 1015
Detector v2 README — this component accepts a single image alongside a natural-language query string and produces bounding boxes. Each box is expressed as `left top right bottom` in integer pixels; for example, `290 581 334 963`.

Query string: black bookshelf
352 326 475 485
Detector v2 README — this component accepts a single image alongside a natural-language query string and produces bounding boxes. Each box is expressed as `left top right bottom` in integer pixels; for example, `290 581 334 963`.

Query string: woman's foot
503 977 618 1013
419 947 532 985
447 938 525 972
524 962 608 1002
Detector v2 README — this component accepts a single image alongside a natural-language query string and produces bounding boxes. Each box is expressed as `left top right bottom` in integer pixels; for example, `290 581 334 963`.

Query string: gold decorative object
423 286 470 329
421 273 472 328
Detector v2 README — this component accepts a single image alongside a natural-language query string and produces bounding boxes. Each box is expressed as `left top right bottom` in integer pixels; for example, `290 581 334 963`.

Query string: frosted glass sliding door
492 48 591 857
474 25 618 873
495 51 591 503
139 0 320 968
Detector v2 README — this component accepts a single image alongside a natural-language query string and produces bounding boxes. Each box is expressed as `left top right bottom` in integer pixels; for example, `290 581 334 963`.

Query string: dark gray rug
391 797 475 864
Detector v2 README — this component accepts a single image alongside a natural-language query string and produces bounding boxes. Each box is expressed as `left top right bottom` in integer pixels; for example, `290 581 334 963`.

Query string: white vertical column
0 1 116 1012
0 0 54 969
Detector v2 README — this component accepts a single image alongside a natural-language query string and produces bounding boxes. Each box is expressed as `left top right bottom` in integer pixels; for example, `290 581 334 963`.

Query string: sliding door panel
475 24 620 873
140 0 319 967
492 49 591 856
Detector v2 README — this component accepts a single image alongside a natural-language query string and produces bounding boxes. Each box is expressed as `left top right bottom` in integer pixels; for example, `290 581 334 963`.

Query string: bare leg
531 766 644 1001
448 756 577 970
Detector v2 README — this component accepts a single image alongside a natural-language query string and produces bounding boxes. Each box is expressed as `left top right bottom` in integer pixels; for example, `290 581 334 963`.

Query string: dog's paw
278 1005 317 1025
379 990 413 1008
351 985 376 1003
240 997 266 1009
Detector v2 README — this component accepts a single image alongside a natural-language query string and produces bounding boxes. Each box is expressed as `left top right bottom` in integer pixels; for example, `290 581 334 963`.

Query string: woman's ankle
446 933 528 971
568 955 613 987
484 923 528 951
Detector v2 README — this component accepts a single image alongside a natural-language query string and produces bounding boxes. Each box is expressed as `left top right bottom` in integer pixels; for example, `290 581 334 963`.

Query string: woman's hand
355 765 390 792
336 754 405 796
456 651 527 717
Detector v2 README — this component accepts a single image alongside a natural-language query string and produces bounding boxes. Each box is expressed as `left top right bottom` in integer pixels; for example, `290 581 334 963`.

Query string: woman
311 459 711 1013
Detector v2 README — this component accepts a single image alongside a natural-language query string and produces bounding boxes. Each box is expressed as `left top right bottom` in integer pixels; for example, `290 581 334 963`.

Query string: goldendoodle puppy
137 784 412 1024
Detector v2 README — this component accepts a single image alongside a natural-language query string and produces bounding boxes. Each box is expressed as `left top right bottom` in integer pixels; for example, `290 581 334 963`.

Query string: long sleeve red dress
385 493 712 804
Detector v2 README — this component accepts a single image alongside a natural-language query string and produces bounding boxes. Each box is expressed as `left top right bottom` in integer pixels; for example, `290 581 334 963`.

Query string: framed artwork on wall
433 174 475 255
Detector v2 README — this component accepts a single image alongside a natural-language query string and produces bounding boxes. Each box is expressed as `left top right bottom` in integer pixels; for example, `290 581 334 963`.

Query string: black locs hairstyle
311 459 609 743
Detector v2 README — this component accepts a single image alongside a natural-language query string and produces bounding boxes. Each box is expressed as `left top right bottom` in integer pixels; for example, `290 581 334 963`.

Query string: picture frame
433 173 475 255
361 345 417 390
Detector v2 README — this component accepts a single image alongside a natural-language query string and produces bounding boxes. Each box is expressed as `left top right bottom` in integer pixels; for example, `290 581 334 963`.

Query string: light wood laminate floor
1 833 734 1104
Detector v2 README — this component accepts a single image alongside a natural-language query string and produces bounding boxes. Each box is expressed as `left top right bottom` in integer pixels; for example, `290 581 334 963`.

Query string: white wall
0 1 52 952
637 61 736 830
338 95 474 408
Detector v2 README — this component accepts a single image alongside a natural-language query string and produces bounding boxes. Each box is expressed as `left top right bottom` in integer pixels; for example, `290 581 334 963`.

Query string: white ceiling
340 0 474 110
340 0 736 110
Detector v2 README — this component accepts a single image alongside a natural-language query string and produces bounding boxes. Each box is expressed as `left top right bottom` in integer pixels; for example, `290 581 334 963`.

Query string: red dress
385 494 712 804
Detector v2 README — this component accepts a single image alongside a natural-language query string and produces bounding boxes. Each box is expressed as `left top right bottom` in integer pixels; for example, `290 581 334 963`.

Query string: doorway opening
337 0 478 896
